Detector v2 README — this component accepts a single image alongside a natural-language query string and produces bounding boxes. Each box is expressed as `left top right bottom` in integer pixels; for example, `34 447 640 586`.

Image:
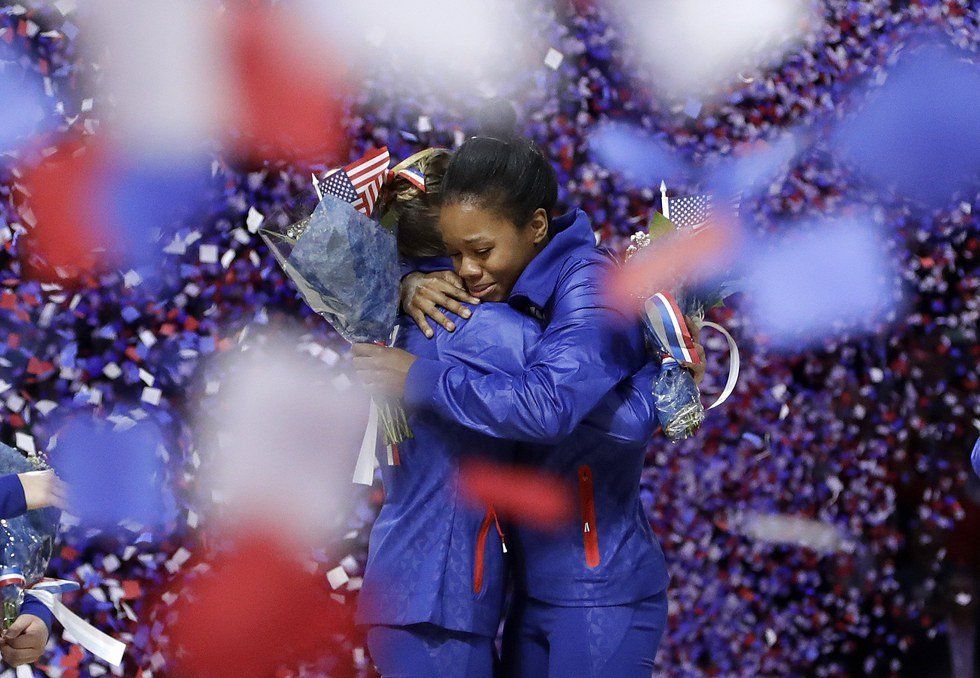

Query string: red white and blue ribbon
0 571 26 588
643 292 701 366
390 165 426 191
642 293 740 411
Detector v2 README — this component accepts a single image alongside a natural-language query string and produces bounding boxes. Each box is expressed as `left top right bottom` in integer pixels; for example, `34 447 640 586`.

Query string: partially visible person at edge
355 147 669 677
354 106 706 677
0 467 67 666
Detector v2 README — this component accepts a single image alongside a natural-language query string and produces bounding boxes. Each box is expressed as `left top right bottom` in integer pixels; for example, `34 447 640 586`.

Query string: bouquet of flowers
261 147 412 448
626 212 740 440
0 443 59 628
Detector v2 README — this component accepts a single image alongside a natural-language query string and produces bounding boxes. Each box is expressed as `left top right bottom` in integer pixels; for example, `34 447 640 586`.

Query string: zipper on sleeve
578 465 601 568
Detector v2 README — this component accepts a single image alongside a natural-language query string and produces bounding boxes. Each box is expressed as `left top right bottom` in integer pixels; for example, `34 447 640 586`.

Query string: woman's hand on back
400 271 479 338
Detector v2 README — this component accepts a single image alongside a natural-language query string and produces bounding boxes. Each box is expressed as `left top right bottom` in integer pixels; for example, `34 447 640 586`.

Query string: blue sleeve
0 473 27 519
399 255 452 280
583 361 660 445
20 596 54 632
404 259 643 444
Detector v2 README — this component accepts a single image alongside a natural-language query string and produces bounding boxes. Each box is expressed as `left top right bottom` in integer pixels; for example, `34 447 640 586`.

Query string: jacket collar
509 209 595 310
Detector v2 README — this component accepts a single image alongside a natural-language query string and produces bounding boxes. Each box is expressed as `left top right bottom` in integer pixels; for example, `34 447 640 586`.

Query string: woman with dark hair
356 148 662 677
354 108 702 675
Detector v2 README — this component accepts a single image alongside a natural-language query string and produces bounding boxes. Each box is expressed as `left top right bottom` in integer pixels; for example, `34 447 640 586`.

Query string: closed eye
475 248 492 256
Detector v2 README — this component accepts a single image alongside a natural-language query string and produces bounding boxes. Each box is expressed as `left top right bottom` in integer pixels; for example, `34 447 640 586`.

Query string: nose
457 256 482 282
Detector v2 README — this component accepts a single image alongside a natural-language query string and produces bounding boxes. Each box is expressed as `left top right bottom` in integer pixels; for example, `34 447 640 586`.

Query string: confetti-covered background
0 1 977 676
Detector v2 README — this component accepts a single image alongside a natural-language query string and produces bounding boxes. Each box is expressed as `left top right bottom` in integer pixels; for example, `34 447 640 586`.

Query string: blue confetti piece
587 121 683 188
54 416 173 528
833 41 980 207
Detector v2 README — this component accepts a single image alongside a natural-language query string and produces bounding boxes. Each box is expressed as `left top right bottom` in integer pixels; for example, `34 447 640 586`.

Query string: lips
469 282 498 299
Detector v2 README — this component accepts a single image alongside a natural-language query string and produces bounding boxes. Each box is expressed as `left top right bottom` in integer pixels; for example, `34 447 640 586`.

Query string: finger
420 302 455 332
6 631 41 650
50 486 69 509
420 284 471 318
432 279 479 305
2 646 41 665
438 296 472 319
408 309 434 338
433 270 465 289
4 616 30 638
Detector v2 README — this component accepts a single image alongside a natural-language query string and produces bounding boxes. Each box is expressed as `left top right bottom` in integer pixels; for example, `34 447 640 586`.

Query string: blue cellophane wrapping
0 443 59 623
651 359 705 441
266 194 399 344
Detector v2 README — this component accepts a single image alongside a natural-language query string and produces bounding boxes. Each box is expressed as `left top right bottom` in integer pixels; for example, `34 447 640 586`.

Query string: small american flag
312 147 390 216
667 193 711 230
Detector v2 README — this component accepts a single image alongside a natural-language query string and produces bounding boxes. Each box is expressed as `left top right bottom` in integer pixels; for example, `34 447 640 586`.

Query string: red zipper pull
491 507 507 554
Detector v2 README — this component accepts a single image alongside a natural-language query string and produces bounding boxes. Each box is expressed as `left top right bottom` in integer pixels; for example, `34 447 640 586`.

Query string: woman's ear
528 208 549 246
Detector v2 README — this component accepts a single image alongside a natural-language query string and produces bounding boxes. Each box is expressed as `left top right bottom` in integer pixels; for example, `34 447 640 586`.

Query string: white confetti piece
165 547 192 574
198 244 219 264
544 47 563 69
35 400 58 415
123 270 142 287
139 369 155 386
139 329 157 348
103 554 120 572
246 207 265 233
417 115 432 133
6 394 25 412
220 249 235 269
327 566 349 589
340 555 358 573
103 363 122 379
141 387 162 406
14 432 35 454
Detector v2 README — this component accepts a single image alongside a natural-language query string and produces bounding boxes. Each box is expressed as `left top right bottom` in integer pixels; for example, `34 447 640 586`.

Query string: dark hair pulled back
443 99 558 227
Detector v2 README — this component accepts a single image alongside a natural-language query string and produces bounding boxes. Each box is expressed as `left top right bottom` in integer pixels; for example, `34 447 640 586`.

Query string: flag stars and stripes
669 193 711 230
313 147 390 216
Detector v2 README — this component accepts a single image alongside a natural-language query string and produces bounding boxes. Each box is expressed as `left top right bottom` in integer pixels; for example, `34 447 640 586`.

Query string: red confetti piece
27 356 53 375
459 459 574 531
19 143 115 279
122 580 141 599
606 219 739 315
166 530 352 677
224 6 348 163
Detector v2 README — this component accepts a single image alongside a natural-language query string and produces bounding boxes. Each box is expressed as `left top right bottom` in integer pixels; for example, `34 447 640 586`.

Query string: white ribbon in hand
700 320 740 410
25 584 126 667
